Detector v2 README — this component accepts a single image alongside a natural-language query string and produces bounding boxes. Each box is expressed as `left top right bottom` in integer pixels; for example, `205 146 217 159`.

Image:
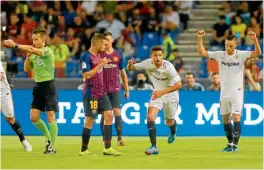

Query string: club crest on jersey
113 56 118 62
92 110 96 114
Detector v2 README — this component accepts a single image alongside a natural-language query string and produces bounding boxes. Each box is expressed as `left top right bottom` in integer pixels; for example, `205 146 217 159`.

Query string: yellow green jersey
29 46 55 82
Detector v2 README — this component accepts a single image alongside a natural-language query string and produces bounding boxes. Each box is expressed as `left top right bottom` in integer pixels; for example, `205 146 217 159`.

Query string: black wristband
14 44 19 49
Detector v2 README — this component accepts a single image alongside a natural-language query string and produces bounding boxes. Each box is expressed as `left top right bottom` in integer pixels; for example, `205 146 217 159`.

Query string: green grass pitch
1 136 263 169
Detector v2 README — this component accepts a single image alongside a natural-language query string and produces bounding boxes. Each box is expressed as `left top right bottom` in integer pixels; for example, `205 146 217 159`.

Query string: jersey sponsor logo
82 62 87 69
104 64 117 68
221 61 239 67
153 75 169 81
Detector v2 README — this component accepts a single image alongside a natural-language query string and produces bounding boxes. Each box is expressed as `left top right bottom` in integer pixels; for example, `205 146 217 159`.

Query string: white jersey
134 59 181 91
0 60 10 91
208 50 251 99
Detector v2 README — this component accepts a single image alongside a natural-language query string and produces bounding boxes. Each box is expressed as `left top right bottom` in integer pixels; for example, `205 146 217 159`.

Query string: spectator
171 49 184 75
207 72 221 91
217 8 231 25
182 72 204 91
126 8 142 37
65 28 80 58
64 1 77 26
244 68 261 91
231 15 247 45
210 15 230 46
7 13 20 38
81 1 98 15
162 6 180 32
130 72 153 90
81 27 93 51
162 32 175 62
49 34 71 78
44 7 58 27
21 13 38 41
175 0 193 31
237 1 251 25
245 17 261 45
142 7 161 33
95 12 125 43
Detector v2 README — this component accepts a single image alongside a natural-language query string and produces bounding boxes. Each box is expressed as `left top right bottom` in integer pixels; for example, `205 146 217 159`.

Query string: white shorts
149 92 179 119
220 93 244 115
1 89 14 118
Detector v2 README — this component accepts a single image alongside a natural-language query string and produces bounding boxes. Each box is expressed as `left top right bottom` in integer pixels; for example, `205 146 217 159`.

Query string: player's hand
128 58 136 65
99 57 110 67
248 31 257 41
3 39 16 48
0 72 5 81
197 29 205 39
124 90 129 99
151 90 164 100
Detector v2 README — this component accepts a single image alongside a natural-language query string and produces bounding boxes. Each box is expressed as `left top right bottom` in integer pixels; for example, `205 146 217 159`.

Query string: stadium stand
0 1 263 90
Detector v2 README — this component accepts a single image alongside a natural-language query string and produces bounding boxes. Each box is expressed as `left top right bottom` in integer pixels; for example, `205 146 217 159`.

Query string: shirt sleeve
118 51 125 70
208 51 222 61
80 53 91 73
239 50 252 62
134 59 152 71
168 63 181 83
41 47 53 58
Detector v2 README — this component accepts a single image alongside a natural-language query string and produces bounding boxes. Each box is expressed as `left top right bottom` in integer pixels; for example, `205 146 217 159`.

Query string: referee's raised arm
3 28 47 56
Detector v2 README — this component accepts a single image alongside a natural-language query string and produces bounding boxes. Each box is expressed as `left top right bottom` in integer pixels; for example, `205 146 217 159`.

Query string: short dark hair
32 28 46 36
150 46 163 53
103 32 112 37
219 15 226 20
91 34 104 45
226 34 236 41
211 72 219 76
186 72 195 78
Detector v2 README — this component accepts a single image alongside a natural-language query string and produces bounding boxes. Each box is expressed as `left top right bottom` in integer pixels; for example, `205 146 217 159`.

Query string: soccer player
79 34 121 156
100 32 129 146
3 28 58 154
0 59 32 152
127 46 182 155
197 30 261 152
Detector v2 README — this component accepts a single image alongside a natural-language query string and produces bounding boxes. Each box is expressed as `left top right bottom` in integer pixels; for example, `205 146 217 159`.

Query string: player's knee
165 119 174 126
104 110 113 120
232 114 241 122
147 114 155 121
222 115 231 124
84 117 94 128
30 115 39 123
6 116 15 124
113 108 121 116
46 113 55 123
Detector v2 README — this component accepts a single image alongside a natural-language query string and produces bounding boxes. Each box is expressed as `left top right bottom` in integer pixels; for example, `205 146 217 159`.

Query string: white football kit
208 50 251 115
134 59 181 119
0 60 14 117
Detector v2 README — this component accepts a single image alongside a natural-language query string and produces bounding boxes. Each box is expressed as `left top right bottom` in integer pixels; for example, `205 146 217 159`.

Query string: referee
3 28 58 154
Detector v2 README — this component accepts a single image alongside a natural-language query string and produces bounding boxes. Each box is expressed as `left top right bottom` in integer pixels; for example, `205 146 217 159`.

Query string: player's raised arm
197 29 209 57
248 31 262 59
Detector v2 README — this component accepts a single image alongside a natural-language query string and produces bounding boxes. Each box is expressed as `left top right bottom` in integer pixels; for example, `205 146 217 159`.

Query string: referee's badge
82 62 87 69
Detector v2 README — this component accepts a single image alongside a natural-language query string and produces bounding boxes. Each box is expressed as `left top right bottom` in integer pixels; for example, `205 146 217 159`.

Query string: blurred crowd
0 1 263 91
